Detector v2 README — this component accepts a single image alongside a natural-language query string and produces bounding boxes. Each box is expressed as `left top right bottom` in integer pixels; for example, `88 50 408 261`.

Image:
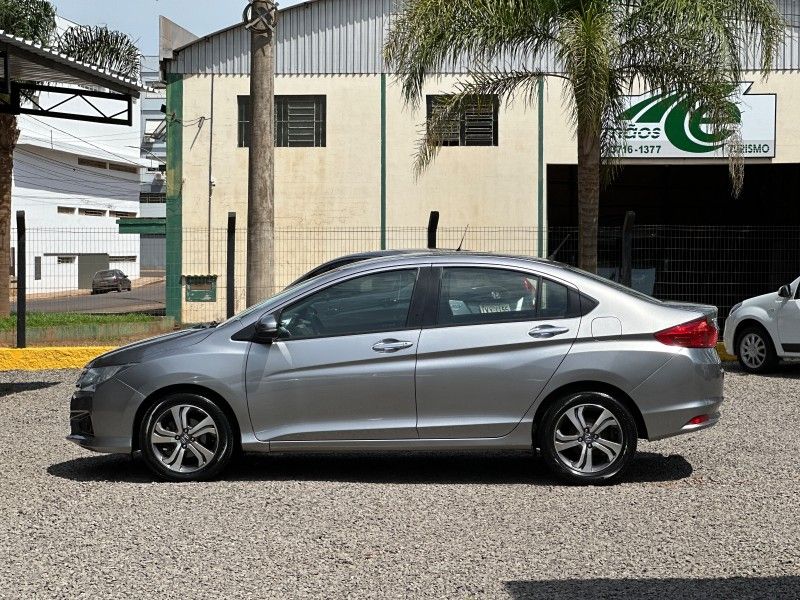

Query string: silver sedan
68 252 724 484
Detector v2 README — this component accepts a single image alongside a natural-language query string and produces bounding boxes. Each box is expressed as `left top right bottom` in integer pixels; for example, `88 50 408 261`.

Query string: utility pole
243 0 278 306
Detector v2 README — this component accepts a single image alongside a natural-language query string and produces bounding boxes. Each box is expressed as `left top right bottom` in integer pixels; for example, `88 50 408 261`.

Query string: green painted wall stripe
165 74 183 322
380 73 387 250
537 78 545 258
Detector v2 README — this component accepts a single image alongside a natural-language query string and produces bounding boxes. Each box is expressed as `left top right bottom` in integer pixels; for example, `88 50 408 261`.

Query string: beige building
160 0 800 324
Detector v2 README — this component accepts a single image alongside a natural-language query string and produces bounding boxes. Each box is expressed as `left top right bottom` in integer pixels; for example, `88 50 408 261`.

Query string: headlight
729 302 743 316
76 365 130 389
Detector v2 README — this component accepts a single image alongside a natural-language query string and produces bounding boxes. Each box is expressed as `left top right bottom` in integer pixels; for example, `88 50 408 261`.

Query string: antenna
456 225 469 251
548 233 570 261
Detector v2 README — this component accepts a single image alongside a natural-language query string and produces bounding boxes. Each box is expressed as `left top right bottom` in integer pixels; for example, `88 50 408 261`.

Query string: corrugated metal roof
165 0 800 76
0 30 148 95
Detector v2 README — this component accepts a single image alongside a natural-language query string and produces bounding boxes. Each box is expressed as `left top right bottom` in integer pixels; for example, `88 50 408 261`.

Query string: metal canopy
0 30 148 125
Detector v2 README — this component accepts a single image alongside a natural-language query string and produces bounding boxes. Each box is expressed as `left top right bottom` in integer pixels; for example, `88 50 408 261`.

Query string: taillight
654 317 718 348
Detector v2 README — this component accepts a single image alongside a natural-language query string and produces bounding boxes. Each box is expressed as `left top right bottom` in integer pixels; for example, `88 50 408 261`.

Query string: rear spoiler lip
662 301 718 321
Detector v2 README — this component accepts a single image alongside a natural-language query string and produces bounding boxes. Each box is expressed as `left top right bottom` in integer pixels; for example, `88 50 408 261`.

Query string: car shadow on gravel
0 381 60 397
505 575 800 599
48 451 692 485
724 361 800 378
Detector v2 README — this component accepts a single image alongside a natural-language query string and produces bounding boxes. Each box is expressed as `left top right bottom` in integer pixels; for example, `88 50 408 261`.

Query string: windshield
218 267 342 327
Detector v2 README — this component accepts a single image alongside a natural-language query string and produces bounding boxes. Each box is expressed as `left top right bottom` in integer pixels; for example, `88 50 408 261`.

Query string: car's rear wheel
737 326 778 374
537 392 637 485
139 393 234 482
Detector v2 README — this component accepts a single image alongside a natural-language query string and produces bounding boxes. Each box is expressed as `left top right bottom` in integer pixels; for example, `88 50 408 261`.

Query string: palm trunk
576 116 601 274
0 114 19 317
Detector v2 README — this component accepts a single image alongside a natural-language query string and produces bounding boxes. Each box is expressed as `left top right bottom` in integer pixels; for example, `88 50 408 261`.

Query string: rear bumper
632 348 725 441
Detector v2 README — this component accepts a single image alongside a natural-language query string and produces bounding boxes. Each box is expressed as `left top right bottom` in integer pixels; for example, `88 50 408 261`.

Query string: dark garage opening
546 163 800 323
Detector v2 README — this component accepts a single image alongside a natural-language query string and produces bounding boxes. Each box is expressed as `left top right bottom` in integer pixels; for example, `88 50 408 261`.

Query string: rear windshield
563 265 664 305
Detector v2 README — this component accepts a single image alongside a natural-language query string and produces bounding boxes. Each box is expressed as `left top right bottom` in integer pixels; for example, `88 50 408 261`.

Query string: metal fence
6 224 799 346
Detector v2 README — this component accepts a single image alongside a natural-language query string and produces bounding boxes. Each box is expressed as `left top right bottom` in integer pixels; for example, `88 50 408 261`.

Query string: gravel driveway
0 366 798 599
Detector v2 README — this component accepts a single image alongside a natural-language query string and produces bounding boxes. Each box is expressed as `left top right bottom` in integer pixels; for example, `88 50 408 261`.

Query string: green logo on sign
619 90 741 154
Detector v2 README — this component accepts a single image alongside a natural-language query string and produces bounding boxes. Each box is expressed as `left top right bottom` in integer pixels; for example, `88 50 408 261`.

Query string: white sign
606 82 776 159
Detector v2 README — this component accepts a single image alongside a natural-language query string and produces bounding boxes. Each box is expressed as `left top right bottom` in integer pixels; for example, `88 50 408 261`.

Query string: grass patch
0 313 157 332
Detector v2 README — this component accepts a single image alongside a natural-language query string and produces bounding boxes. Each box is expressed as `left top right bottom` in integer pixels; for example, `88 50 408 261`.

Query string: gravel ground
0 365 799 599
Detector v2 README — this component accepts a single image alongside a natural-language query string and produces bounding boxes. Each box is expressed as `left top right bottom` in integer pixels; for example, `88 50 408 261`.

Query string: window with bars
426 95 499 147
238 95 327 148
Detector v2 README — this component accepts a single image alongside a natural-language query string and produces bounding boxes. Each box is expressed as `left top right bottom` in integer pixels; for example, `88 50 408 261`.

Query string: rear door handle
528 324 570 339
372 339 414 353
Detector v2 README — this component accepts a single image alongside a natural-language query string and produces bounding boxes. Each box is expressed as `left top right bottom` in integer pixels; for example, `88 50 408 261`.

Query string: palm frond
0 0 56 46
57 26 140 78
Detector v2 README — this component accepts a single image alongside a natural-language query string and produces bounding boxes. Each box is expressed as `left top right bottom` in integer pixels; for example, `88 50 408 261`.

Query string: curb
0 347 116 372
716 342 736 362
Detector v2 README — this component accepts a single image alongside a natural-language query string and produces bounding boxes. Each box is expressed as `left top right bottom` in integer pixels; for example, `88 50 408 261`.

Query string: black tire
537 391 638 485
116 283 123 292
736 325 778 374
139 393 235 482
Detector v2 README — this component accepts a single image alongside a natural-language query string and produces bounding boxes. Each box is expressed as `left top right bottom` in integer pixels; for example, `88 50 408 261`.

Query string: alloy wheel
150 404 219 474
740 332 766 369
552 403 624 474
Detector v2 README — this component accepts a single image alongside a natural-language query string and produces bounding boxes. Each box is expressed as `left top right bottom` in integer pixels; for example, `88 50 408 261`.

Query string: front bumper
67 381 139 454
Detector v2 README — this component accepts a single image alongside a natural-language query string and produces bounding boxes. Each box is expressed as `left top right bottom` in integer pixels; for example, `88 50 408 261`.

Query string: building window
237 95 250 147
238 95 327 148
57 206 76 215
140 193 166 204
110 211 137 218
77 157 108 169
34 257 41 280
109 256 136 262
79 208 107 217
109 163 139 174
57 256 76 264
426 95 499 146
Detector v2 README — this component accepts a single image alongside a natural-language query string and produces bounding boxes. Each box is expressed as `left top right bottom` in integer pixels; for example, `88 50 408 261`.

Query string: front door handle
529 324 570 339
372 339 414 353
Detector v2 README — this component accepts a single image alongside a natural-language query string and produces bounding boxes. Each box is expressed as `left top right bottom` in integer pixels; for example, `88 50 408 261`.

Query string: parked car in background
91 269 131 294
69 252 723 484
723 276 800 373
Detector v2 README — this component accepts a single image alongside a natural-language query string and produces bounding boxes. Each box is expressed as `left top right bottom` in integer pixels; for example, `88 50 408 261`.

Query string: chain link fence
6 224 799 345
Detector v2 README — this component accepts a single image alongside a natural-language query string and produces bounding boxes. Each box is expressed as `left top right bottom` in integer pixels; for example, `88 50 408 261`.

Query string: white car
723 276 800 372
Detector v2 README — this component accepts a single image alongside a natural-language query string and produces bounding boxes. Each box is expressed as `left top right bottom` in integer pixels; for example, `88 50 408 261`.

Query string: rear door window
436 267 578 326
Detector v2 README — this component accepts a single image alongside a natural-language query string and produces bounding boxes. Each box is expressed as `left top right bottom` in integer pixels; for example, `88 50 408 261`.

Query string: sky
51 0 307 56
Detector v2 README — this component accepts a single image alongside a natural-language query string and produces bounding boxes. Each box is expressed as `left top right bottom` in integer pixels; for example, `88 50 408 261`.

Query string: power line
15 148 147 184
27 116 145 166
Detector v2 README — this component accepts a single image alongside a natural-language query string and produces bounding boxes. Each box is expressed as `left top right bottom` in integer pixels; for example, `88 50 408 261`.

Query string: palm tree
385 0 784 273
0 0 139 316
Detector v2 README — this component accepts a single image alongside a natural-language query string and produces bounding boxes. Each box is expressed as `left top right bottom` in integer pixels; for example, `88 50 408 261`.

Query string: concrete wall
177 73 547 321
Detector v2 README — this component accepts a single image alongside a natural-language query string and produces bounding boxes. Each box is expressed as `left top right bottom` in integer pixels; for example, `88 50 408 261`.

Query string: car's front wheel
737 326 778 374
139 393 234 482
537 392 637 485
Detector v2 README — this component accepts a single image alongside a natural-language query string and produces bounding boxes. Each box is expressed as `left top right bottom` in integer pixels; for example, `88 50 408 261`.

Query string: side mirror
778 285 792 299
253 313 279 343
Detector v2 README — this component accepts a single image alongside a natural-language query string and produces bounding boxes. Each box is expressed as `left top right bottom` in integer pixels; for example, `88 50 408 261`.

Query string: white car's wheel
737 326 778 373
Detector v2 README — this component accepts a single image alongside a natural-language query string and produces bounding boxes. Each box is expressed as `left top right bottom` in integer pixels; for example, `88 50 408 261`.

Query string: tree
0 0 139 316
385 0 784 273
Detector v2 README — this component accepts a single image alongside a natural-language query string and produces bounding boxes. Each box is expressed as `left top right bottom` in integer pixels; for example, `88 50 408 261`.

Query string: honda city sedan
68 252 723 484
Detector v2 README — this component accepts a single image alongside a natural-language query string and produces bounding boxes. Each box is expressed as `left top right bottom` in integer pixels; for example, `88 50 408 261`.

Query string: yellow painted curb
716 342 736 362
0 347 116 371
